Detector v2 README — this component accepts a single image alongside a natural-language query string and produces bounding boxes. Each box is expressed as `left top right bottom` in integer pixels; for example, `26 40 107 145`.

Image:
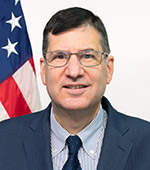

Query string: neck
52 103 101 135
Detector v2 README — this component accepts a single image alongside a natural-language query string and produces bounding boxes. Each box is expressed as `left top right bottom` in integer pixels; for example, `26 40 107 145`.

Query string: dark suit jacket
0 97 150 170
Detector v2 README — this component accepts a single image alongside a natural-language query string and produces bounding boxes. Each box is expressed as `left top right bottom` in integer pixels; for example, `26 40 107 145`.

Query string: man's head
42 7 110 55
40 7 114 114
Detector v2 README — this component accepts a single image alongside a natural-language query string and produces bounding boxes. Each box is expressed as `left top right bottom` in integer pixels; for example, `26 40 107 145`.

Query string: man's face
40 25 114 111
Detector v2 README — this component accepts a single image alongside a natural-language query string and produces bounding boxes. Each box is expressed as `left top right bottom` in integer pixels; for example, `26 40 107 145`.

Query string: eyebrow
46 48 96 53
78 48 95 52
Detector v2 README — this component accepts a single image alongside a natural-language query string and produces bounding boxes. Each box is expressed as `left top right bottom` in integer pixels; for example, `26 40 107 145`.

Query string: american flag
0 0 41 121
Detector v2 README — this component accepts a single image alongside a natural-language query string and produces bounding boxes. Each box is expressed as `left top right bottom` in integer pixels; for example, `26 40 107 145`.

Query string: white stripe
0 101 10 122
13 61 41 112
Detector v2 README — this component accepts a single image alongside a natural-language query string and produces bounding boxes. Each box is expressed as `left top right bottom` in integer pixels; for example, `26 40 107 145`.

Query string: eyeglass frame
43 49 109 68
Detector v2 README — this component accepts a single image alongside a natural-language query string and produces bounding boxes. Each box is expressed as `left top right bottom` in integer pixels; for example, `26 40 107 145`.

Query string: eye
82 54 95 59
52 52 66 60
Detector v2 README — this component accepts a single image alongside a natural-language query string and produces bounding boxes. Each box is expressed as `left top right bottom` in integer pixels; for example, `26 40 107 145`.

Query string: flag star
15 0 20 5
6 12 22 32
2 39 18 58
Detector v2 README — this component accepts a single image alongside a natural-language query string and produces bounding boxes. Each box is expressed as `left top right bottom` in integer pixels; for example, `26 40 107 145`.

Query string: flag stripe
29 57 36 75
0 101 10 121
13 60 41 112
0 76 31 118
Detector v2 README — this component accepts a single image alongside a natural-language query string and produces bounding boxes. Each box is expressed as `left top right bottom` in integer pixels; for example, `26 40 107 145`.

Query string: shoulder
121 112 150 139
119 113 150 166
0 104 51 137
102 96 150 138
119 111 150 136
102 96 150 126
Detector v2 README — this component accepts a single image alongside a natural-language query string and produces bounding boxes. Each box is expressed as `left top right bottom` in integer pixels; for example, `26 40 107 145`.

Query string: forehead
47 25 103 52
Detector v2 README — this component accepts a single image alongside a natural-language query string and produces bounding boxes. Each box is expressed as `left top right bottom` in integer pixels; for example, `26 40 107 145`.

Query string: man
0 7 150 170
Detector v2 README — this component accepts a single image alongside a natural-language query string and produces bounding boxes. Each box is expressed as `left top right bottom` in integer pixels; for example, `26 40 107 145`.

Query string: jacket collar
23 104 53 170
96 97 133 170
22 97 133 170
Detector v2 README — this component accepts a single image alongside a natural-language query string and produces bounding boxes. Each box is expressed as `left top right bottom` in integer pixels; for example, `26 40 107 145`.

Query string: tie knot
66 135 82 154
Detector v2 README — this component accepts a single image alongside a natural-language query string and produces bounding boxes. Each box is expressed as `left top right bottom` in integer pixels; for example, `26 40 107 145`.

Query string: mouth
63 85 88 89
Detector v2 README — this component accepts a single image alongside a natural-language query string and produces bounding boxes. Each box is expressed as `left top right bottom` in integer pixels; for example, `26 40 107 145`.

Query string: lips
62 84 90 96
64 85 88 89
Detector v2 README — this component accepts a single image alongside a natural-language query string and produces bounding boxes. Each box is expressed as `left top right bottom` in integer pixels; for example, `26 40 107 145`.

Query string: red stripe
0 76 31 118
29 57 36 75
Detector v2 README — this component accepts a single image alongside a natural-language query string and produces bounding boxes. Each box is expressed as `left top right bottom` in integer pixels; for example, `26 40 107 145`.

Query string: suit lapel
97 97 133 170
97 124 133 170
23 104 53 170
22 97 133 170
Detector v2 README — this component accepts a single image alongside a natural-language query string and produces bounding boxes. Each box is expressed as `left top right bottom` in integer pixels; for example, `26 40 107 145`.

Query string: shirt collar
51 109 70 157
50 106 105 159
77 106 104 159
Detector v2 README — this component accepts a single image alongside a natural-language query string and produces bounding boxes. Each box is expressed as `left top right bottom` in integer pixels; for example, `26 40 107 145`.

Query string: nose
65 54 84 80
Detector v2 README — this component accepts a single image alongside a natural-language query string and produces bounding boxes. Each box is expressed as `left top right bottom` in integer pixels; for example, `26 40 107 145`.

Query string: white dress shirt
50 106 107 170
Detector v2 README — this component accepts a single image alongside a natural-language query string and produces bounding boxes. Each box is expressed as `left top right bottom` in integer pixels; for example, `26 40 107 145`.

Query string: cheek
92 68 107 93
92 66 107 85
45 69 62 96
45 68 60 83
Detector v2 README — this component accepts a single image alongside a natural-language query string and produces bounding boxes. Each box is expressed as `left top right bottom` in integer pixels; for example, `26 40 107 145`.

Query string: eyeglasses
43 49 108 67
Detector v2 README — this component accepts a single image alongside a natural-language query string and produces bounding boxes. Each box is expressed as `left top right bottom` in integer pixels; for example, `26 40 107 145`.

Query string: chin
60 99 93 111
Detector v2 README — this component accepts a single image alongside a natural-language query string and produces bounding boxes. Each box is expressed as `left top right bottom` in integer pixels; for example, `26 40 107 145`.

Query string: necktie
62 135 82 170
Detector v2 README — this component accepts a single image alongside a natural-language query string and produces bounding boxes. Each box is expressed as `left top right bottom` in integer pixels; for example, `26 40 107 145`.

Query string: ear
40 57 46 85
106 55 114 84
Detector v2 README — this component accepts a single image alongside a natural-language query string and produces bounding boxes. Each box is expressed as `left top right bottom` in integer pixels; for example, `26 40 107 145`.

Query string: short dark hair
42 7 110 54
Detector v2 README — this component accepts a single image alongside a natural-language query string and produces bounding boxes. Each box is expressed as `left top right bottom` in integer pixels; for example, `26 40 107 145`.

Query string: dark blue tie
62 135 82 170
